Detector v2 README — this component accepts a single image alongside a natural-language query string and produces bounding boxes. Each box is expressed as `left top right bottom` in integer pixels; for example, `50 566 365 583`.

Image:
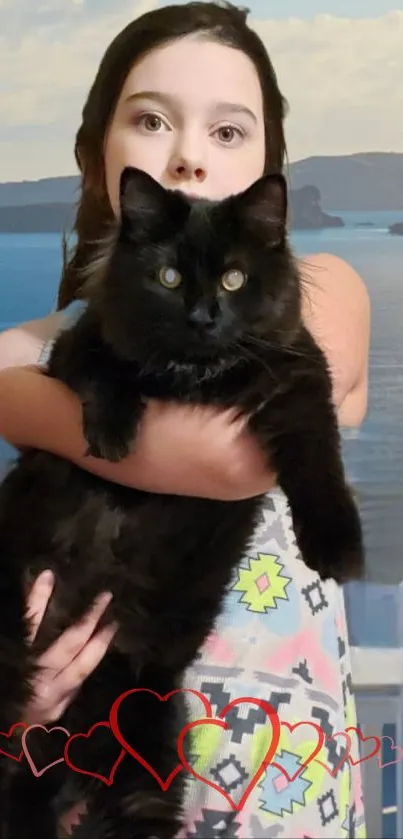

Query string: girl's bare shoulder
0 312 65 370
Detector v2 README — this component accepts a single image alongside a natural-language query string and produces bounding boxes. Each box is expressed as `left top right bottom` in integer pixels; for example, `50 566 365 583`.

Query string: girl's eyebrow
212 101 258 124
124 90 258 123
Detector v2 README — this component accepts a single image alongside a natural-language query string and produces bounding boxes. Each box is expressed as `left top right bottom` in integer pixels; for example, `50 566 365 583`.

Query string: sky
0 0 402 182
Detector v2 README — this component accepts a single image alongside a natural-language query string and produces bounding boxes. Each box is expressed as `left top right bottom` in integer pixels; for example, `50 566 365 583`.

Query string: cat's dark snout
187 303 217 336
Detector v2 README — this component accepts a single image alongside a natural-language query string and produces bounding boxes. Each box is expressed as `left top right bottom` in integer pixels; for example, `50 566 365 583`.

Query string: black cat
0 167 364 839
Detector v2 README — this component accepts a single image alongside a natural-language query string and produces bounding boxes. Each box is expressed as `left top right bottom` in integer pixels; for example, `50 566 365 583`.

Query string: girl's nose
167 134 207 185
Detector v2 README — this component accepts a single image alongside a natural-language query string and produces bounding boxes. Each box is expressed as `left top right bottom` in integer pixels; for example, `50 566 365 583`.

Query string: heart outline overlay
177 696 281 811
109 687 213 791
345 726 381 766
270 719 325 781
314 730 353 777
1 690 398 785
21 724 71 777
0 722 28 762
64 721 126 786
377 735 403 769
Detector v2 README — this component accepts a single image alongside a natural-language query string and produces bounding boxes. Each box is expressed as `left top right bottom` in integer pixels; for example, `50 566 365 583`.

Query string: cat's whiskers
242 332 321 364
230 338 276 380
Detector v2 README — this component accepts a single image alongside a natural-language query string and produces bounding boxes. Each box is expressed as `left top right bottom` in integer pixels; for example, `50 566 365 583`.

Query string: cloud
0 3 401 180
0 0 157 179
252 11 403 162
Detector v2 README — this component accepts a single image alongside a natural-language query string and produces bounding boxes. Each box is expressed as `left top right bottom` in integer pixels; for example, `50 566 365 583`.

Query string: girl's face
104 35 266 215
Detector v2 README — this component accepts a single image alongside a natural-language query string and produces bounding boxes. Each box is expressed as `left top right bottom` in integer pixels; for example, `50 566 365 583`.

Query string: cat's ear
118 167 189 239
234 173 288 246
119 166 170 225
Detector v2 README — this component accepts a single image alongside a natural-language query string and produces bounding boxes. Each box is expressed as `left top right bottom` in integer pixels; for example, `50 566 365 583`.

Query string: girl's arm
0 363 272 500
0 325 273 501
301 252 370 427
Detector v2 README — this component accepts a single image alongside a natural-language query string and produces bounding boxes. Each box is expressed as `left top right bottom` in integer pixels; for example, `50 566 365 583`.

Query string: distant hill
287 152 403 210
0 190 343 233
0 177 78 208
1 152 402 211
0 203 75 233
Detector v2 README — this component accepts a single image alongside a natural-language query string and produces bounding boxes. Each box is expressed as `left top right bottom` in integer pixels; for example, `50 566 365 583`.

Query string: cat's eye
159 267 182 289
221 269 247 292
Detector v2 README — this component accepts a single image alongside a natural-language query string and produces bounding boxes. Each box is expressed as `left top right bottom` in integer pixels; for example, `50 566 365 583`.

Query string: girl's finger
57 622 118 696
37 592 113 674
25 620 116 725
25 570 55 644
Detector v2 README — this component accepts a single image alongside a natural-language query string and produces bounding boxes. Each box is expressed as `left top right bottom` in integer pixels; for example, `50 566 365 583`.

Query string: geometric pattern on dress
346 671 353 698
317 789 339 825
262 495 276 514
197 681 231 716
216 703 269 744
232 553 291 613
254 516 289 551
301 579 329 615
342 802 357 837
255 671 300 690
249 816 285 837
342 677 347 709
291 659 313 684
305 688 340 713
257 750 311 816
338 635 346 659
185 808 242 838
310 706 350 775
210 754 249 793
265 626 338 696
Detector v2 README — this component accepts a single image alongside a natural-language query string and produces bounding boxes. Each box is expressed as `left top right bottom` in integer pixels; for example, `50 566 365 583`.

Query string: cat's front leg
80 382 146 463
48 321 146 463
248 376 364 583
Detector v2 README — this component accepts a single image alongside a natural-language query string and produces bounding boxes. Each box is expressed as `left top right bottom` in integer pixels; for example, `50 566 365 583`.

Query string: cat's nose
187 305 216 331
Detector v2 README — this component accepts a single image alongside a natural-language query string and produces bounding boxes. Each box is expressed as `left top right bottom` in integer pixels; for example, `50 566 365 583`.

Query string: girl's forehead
119 36 264 113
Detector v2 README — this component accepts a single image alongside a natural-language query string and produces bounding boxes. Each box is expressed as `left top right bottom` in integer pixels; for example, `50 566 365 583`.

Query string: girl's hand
24 571 117 725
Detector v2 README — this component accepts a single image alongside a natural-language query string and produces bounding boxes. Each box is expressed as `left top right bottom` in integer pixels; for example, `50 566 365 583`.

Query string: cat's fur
0 168 364 839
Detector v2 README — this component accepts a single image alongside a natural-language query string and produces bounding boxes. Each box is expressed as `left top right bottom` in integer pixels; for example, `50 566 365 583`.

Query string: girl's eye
135 113 167 132
214 124 244 145
221 269 247 292
159 267 182 289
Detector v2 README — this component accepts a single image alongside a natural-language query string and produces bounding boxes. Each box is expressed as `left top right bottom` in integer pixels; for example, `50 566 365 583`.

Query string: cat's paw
82 395 145 463
83 414 132 462
295 493 364 583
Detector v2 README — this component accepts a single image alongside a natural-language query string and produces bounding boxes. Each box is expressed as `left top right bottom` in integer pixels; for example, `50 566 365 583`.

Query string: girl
0 3 370 836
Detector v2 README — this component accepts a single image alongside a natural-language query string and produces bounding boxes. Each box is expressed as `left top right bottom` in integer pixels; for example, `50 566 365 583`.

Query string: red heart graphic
271 720 325 781
64 722 125 786
21 724 70 777
177 696 281 812
345 727 381 766
314 730 352 777
0 722 27 763
377 736 403 769
109 688 212 792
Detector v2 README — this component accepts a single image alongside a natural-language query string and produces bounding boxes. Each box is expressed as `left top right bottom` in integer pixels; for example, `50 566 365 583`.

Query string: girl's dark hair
57 1 288 309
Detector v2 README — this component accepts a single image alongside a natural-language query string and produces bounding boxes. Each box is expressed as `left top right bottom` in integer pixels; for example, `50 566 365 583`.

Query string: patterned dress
41 303 366 838
179 490 366 838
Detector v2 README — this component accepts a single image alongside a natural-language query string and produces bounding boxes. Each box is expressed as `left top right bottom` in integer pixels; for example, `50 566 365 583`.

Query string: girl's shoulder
0 301 86 371
37 300 86 366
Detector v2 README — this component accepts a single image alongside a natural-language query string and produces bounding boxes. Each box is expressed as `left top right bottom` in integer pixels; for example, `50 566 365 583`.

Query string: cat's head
90 166 301 362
